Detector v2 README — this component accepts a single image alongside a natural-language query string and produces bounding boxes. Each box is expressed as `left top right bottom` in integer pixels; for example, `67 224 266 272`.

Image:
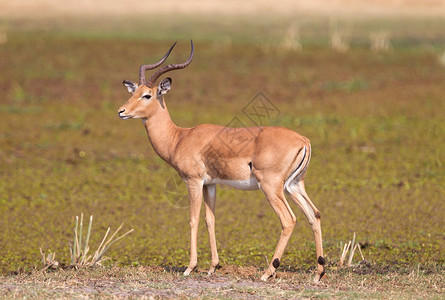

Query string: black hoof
272 258 280 269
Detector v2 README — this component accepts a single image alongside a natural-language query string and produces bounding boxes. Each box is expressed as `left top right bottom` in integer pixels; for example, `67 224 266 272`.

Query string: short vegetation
0 13 444 298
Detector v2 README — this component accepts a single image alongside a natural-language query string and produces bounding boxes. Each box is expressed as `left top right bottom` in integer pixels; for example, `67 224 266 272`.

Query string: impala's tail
284 145 311 194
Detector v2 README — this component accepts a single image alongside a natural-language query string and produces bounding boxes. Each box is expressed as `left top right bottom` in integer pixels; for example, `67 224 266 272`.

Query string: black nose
118 109 125 115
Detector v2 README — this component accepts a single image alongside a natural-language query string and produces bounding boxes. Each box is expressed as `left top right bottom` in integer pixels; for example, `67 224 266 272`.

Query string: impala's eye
142 94 152 100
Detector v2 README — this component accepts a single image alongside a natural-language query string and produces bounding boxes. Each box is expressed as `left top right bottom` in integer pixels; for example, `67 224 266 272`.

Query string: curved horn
139 42 177 85
147 40 194 87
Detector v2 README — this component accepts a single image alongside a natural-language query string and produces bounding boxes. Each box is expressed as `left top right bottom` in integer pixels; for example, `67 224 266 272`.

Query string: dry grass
0 265 443 299
339 232 365 268
279 24 303 52
439 49 445 66
69 214 134 268
370 31 392 52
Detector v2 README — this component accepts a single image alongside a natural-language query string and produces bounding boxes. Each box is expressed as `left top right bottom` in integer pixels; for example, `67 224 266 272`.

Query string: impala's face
118 78 171 120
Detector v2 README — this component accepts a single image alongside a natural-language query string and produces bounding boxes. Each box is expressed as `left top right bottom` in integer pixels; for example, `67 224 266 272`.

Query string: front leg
183 178 203 276
203 184 219 274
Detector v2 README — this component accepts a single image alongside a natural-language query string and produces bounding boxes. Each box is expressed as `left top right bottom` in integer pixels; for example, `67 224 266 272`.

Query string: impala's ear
158 77 172 96
122 80 138 94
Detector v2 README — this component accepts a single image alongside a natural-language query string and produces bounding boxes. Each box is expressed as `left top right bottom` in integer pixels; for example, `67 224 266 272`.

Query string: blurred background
2 0 445 42
0 0 444 274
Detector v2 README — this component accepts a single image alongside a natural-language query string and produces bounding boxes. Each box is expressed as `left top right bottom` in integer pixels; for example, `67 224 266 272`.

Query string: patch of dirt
1 265 443 299
0 265 322 299
219 265 258 278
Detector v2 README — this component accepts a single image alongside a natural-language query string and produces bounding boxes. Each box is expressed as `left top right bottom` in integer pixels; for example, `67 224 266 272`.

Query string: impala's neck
142 100 180 164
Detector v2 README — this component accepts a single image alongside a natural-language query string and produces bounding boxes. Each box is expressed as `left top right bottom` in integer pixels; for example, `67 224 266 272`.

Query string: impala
117 41 325 282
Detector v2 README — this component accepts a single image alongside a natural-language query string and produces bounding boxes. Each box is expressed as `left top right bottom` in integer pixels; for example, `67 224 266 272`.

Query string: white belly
205 177 260 191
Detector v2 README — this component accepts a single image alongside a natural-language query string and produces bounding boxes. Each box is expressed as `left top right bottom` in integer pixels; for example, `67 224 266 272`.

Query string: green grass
0 16 444 279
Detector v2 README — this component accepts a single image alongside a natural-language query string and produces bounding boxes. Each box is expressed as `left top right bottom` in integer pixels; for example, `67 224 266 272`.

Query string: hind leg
259 175 297 281
297 182 321 218
287 180 325 282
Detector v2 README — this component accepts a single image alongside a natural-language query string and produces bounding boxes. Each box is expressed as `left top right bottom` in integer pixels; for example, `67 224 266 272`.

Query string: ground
1 265 443 298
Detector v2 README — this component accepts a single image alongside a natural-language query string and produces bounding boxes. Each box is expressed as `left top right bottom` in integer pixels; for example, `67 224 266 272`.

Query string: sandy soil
1 0 445 19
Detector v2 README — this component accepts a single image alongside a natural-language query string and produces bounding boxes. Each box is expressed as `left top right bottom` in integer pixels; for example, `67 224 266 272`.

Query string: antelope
117 41 325 282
